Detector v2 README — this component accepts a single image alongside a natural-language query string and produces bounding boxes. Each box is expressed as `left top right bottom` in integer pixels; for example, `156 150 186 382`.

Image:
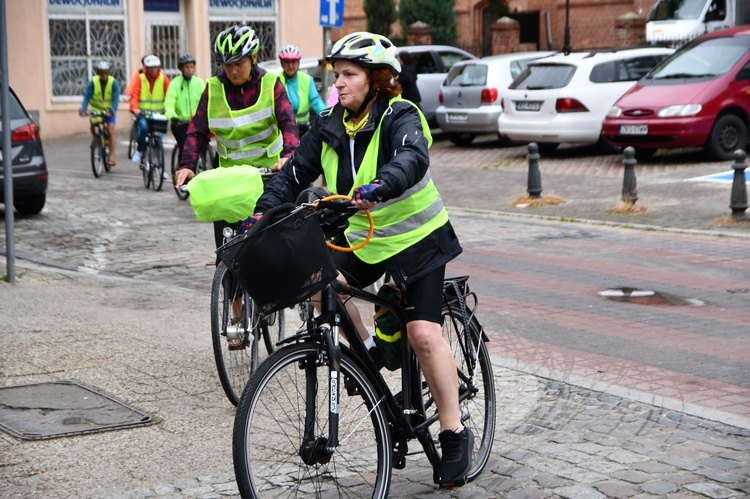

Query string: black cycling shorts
333 250 445 324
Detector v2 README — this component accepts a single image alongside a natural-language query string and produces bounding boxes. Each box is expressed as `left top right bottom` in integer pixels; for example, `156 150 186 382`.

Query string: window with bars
49 16 127 100
209 21 277 76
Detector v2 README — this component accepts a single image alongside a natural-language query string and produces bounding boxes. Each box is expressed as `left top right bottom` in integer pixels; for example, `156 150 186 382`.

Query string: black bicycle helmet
178 54 196 69
214 25 261 64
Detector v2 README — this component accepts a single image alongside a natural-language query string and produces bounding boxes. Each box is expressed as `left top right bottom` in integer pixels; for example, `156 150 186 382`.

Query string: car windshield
647 0 707 21
445 64 487 86
510 64 576 90
0 91 26 120
650 37 749 79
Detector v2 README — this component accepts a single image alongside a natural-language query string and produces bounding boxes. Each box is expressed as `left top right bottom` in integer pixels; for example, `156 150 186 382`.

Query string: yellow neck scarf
343 110 370 139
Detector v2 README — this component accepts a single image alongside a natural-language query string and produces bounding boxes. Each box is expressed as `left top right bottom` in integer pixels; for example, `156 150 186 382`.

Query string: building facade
332 0 655 56
6 0 323 138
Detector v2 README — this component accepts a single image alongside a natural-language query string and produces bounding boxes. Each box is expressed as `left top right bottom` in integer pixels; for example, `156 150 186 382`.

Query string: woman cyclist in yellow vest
278 44 326 136
128 54 170 167
80 60 120 166
247 32 473 487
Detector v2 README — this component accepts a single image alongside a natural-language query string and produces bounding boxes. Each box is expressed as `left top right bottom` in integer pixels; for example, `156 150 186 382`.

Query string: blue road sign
320 0 344 28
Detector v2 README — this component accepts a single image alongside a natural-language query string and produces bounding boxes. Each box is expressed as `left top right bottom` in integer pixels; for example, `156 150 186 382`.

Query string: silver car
399 45 477 125
436 52 554 146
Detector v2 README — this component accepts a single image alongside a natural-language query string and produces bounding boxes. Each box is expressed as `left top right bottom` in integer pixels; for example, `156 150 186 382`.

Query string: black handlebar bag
216 203 338 314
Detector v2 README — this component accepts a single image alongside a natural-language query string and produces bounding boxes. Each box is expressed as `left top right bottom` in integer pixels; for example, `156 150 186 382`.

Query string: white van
646 0 750 46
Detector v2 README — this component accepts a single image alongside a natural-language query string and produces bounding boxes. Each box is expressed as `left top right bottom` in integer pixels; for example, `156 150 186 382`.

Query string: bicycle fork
299 287 342 465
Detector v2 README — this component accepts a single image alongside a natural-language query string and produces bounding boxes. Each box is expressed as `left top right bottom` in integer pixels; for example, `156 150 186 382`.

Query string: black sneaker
367 345 386 371
438 426 474 487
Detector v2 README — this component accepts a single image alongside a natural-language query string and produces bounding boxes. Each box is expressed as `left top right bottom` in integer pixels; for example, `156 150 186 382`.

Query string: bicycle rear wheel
149 138 164 192
211 262 264 406
90 136 104 178
233 342 392 498
430 301 496 483
103 135 111 173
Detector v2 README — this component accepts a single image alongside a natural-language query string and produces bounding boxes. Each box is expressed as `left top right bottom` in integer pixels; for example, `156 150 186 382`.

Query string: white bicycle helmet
143 55 161 68
278 44 302 61
95 60 111 72
326 32 401 75
214 25 260 64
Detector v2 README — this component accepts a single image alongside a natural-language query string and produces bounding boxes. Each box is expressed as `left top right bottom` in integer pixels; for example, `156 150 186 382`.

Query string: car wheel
706 114 748 162
633 147 657 161
447 133 477 147
14 193 46 215
596 134 622 155
537 143 559 154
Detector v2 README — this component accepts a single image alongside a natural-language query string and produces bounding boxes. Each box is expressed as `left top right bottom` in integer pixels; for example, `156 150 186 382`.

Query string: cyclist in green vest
128 54 170 168
278 44 326 136
174 25 298 252
247 32 473 487
80 60 120 166
164 54 205 157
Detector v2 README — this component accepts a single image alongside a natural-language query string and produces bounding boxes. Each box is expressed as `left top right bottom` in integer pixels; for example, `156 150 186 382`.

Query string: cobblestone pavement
0 131 748 498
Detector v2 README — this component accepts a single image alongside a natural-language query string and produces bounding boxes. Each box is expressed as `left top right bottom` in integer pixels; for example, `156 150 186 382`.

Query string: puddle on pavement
598 287 705 306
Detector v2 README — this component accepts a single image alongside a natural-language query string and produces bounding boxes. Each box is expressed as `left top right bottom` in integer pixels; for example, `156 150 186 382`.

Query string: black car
0 87 48 215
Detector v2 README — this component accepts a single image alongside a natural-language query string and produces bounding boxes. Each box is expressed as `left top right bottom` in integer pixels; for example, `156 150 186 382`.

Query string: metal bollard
527 142 542 199
621 146 638 205
729 149 748 220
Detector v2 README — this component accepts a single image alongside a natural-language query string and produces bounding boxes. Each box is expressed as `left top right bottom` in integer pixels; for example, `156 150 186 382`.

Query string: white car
497 47 674 152
435 51 554 146
398 45 477 125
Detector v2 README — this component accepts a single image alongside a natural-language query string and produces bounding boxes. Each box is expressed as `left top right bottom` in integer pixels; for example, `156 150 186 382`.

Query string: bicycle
225 197 496 497
210 167 297 407
87 110 111 178
170 121 214 201
137 111 168 192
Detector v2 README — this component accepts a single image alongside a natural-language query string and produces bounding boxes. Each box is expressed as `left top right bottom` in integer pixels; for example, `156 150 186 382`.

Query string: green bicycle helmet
326 32 401 75
214 25 260 64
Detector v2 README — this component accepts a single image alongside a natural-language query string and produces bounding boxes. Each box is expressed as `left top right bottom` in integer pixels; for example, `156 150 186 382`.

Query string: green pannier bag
374 282 403 371
187 165 265 223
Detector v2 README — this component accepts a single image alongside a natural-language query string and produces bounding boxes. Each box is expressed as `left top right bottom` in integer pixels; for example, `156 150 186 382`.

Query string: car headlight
606 106 622 118
657 104 702 117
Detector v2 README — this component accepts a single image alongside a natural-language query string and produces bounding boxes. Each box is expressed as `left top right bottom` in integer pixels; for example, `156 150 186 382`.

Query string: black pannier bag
216 203 338 314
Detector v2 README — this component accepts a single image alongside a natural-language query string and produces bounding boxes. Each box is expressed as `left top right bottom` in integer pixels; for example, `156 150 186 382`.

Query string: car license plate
448 113 468 122
620 124 648 135
516 101 541 111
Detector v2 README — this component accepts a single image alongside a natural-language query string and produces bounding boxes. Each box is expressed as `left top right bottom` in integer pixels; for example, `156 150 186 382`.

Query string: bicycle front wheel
103 136 111 173
142 144 151 189
233 342 392 498
91 136 104 178
434 302 496 482
211 262 261 406
171 146 189 200
149 138 164 192
128 121 137 159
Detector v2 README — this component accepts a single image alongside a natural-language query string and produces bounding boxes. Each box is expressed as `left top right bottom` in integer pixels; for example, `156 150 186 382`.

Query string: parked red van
602 25 750 161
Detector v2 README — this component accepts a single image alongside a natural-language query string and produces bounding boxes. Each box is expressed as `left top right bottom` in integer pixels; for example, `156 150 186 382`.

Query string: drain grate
0 381 158 440
598 287 704 306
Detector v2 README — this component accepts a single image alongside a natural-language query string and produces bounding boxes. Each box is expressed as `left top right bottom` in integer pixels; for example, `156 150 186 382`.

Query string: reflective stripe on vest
139 73 166 112
321 97 445 264
207 73 283 168
281 72 311 124
91 76 114 112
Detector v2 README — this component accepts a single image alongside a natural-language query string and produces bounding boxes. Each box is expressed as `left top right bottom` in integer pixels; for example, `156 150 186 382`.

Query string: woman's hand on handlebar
272 156 288 172
174 168 194 188
352 181 390 212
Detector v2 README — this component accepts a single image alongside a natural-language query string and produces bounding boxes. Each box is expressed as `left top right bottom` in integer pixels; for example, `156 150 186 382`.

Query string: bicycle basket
216 203 337 314
90 115 104 125
188 165 265 223
147 114 168 133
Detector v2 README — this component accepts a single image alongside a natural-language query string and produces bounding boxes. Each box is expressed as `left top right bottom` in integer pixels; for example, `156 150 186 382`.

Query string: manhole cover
598 287 704 306
0 381 158 440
